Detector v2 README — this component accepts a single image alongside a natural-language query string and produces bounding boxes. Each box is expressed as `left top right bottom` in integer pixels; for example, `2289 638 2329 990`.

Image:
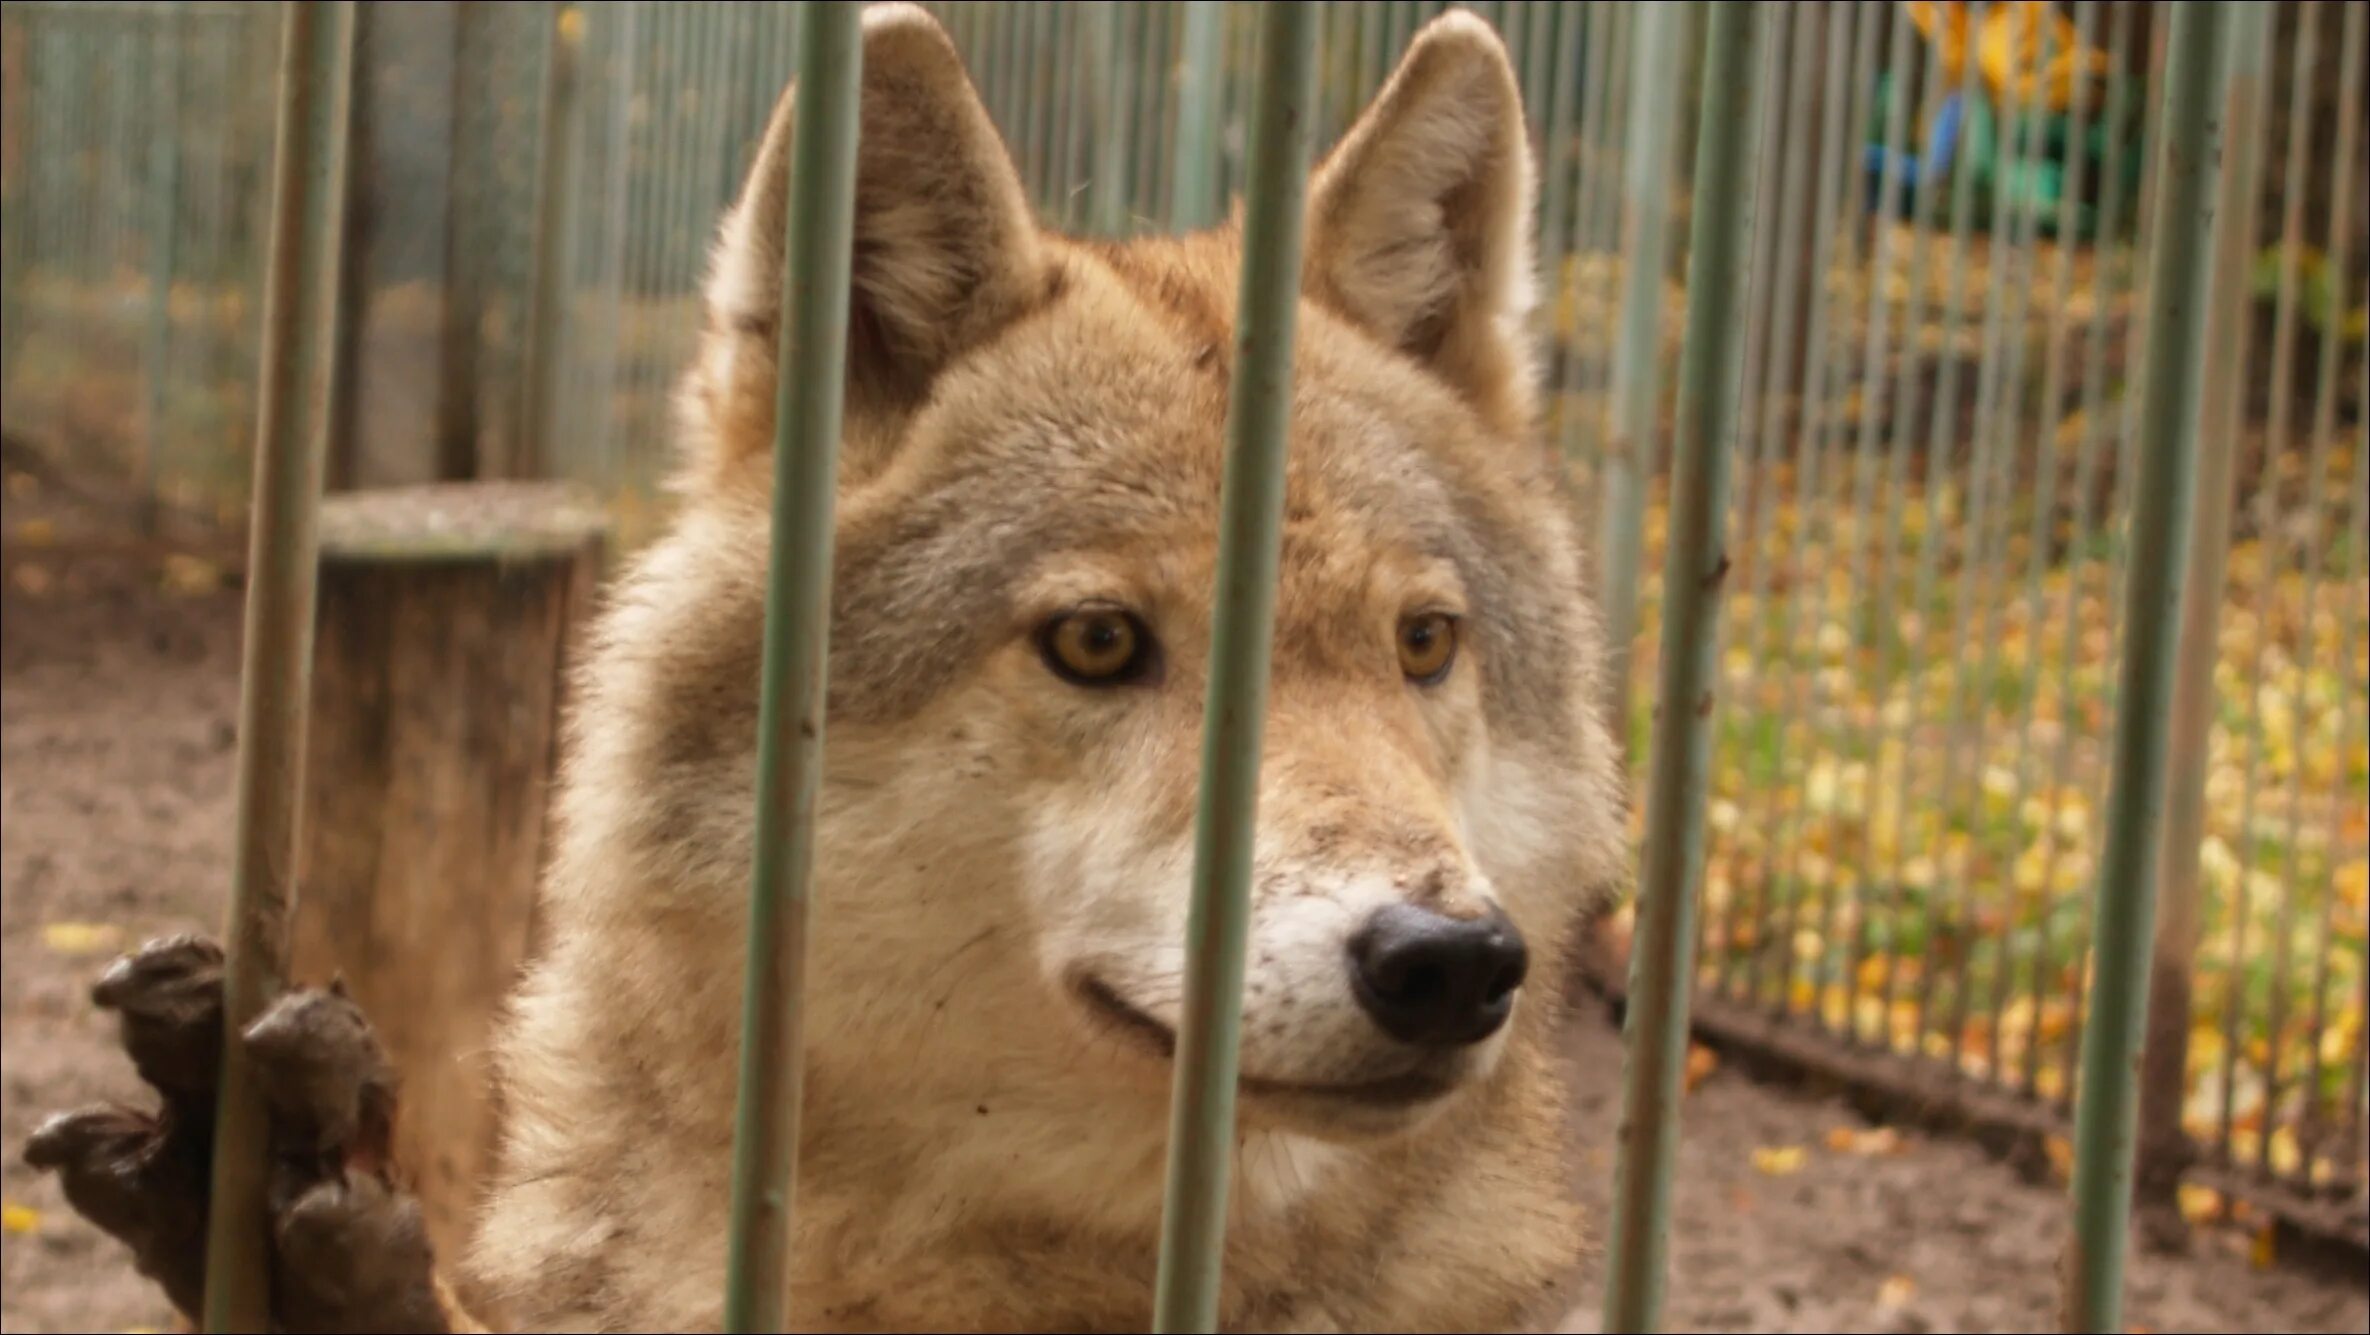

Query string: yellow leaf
1685 1043 1720 1093
2248 1224 2276 1269
43 921 123 957
1824 1125 1905 1156
1751 1144 1808 1176
1 1202 39 1234
2176 1183 2222 1224
2043 1134 2074 1182
1876 1274 1917 1309
14 517 56 547
160 553 224 595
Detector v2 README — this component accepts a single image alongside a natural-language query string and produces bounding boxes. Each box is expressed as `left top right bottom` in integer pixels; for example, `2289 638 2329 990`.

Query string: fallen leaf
2248 1225 2276 1269
11 563 53 596
14 518 56 547
2043 1134 2074 1182
1 1201 39 1234
1684 1043 1719 1093
160 554 223 595
1825 1125 1905 1156
2176 1183 2222 1224
1751 1144 1808 1176
4 470 36 500
43 921 123 957
1876 1274 1916 1309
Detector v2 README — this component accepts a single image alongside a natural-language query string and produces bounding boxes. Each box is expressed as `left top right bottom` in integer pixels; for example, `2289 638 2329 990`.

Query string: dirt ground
2 549 2364 1334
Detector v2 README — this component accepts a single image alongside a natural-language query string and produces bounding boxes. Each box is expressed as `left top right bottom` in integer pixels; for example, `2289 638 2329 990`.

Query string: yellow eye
1399 612 1458 684
1042 609 1153 686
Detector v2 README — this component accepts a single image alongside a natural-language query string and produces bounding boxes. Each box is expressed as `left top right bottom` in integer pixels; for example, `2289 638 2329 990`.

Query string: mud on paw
21 934 453 1334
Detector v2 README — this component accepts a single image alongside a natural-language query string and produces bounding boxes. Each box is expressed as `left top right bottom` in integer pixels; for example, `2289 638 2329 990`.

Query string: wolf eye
1398 613 1458 684
1040 609 1156 686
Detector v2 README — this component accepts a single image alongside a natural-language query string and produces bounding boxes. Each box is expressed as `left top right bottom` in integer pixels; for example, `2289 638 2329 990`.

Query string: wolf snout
1346 903 1528 1047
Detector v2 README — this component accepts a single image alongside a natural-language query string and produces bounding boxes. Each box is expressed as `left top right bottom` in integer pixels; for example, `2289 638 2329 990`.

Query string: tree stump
290 480 608 1263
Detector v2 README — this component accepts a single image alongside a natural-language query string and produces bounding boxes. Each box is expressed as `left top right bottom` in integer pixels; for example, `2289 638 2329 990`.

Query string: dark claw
245 986 397 1162
275 1176 451 1334
93 934 227 1105
23 1104 212 1320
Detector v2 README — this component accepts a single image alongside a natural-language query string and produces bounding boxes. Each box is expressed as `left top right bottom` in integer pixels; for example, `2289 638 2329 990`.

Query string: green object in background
1862 67 2144 243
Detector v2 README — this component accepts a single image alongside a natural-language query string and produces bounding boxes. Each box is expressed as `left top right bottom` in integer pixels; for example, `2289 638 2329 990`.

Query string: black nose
1348 904 1529 1047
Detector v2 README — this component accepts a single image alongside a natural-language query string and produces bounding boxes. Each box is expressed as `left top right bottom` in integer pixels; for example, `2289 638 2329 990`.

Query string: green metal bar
1833 0 1926 1042
1993 0 2103 1084
1168 0 1222 231
1725 0 1810 1005
201 3 354 1330
2062 4 2231 1329
2256 0 2365 1184
1149 7 1316 1330
718 4 863 1330
2133 0 2268 1213
2037 0 2138 1104
2215 4 2330 1161
1600 5 1762 1330
1776 0 1882 1023
138 6 185 533
1697 2 1787 997
1593 0 1686 722
520 2 582 480
1875 2 1989 1045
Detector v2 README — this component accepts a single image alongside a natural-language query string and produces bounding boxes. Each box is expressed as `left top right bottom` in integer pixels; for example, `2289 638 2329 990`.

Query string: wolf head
562 3 1626 1173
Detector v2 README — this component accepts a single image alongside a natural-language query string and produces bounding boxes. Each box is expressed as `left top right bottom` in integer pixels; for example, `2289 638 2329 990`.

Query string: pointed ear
1303 12 1538 434
685 3 1048 484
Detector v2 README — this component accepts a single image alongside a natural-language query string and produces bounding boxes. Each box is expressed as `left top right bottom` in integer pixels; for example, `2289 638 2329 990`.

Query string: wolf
26 6 1629 1331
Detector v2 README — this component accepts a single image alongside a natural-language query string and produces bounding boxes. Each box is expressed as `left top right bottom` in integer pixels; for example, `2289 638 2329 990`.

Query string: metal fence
2 0 2365 1311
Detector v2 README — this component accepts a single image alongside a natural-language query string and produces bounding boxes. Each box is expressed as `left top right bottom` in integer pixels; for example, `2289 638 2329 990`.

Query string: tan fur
454 7 1629 1331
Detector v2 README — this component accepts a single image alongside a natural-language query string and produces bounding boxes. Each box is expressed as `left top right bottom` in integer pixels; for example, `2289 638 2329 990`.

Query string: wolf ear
1303 12 1538 434
687 4 1046 483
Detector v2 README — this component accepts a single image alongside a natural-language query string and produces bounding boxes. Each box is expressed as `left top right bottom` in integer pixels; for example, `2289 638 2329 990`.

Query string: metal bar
1698 1 1788 1001
521 3 582 480
718 4 863 1329
1594 0 1686 723
1725 2 1810 1014
1781 0 1883 1028
1168 0 1222 231
2206 2 2328 1169
2062 4 2232 1329
1835 0 1927 1043
2133 0 2268 1221
2037 0 2139 1107
1150 8 1316 1330
1992 0 2104 1088
1599 5 1763 1329
2258 0 2366 1185
138 6 185 533
1763 0 1874 1017
200 3 354 1330
1875 1 1990 1049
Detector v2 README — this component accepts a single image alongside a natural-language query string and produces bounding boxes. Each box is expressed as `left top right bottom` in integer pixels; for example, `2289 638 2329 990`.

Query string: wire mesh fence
1 0 2363 1248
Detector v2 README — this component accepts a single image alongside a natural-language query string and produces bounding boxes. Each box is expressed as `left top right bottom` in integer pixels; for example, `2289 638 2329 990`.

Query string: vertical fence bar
2133 0 2268 1232
718 4 863 1330
1169 0 1223 231
138 7 184 533
1595 0 1685 727
200 3 355 1330
2061 3 2232 1329
1149 6 1317 1331
1600 5 1763 1330
520 3 582 479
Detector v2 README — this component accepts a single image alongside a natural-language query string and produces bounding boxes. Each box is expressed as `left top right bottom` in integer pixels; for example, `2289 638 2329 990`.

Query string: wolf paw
22 934 452 1333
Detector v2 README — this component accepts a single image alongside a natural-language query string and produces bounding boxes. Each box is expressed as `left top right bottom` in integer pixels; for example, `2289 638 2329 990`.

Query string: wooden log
291 480 608 1263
